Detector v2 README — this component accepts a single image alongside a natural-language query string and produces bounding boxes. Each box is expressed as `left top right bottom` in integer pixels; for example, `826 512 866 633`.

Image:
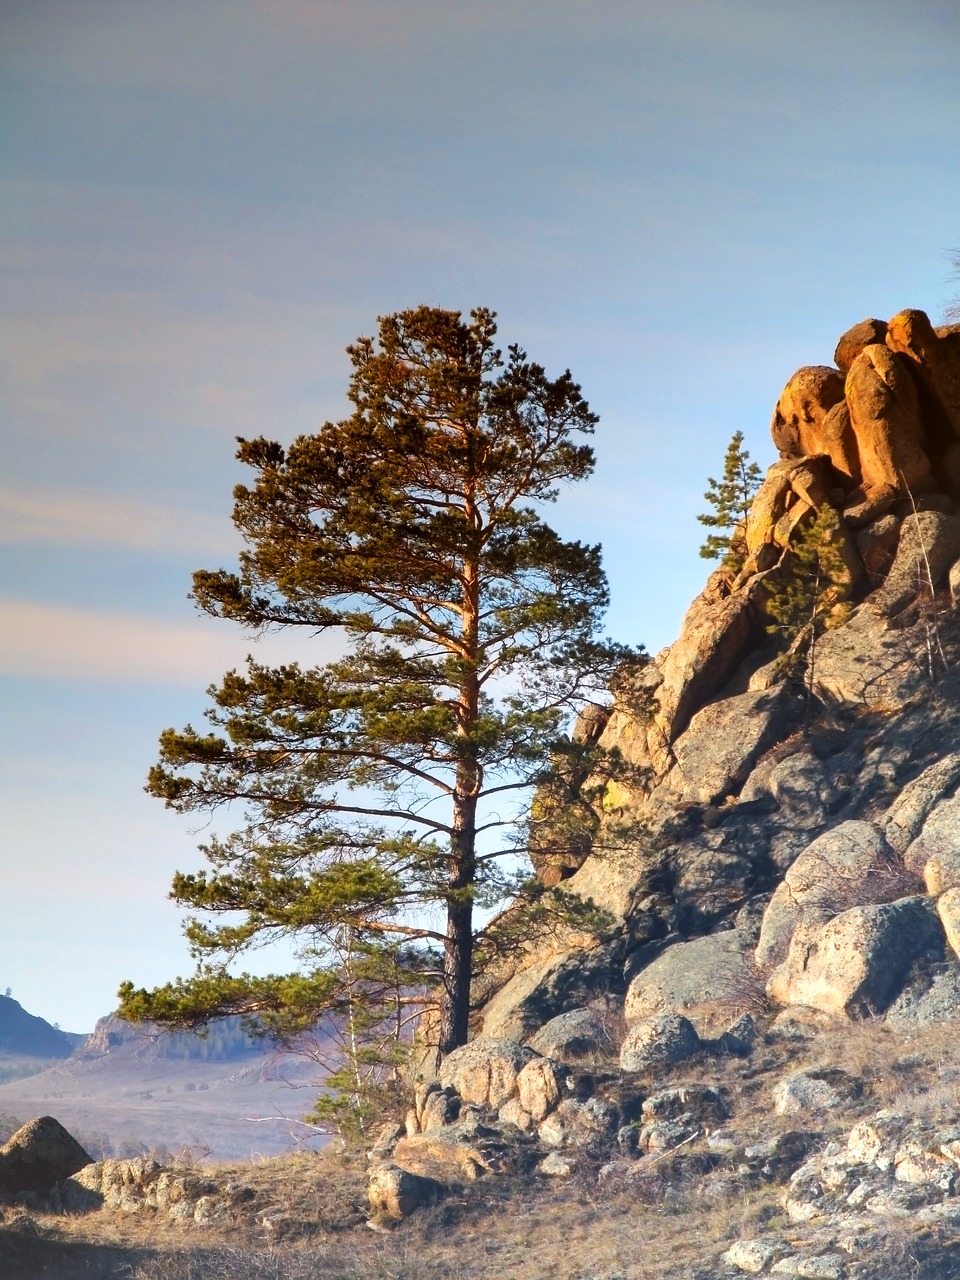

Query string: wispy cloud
0 597 342 685
0 488 238 557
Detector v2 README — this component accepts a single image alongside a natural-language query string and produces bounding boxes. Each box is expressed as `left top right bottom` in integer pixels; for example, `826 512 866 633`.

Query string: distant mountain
77 1013 263 1063
0 1010 332 1160
0 996 78 1059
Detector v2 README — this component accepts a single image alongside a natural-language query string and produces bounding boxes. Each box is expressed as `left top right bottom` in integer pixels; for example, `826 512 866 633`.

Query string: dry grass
9 1016 960 1279
0 1150 783 1280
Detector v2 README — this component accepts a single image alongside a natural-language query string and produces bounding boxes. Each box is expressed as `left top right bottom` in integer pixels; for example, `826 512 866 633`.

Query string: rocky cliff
369 309 960 1276
474 307 960 1049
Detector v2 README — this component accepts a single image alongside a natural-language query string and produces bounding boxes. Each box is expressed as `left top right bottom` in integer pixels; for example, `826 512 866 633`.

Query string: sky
2 0 959 1033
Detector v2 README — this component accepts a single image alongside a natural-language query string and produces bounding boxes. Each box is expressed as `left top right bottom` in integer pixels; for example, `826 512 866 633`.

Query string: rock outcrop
472 306 960 1052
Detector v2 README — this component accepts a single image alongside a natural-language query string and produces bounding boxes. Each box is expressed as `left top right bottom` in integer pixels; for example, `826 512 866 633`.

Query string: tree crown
120 305 644 1071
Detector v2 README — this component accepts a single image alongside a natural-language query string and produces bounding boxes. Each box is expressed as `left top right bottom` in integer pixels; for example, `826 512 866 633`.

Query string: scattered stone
618 1012 700 1072
538 1151 576 1177
637 1117 700 1153
773 1070 863 1117
742 1131 820 1181
367 1164 444 1221
769 1007 841 1040
641 1084 727 1126
723 1237 792 1274
776 1254 846 1279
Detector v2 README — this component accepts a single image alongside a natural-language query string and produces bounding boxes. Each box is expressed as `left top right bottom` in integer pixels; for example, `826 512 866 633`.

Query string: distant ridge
77 1012 262 1063
0 995 79 1059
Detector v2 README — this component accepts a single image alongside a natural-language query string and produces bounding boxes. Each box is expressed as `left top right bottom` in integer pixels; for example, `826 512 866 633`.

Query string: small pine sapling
697 431 763 570
764 503 854 719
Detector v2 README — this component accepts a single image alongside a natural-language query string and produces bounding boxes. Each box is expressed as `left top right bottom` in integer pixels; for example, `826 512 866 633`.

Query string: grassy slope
7 1019 960 1279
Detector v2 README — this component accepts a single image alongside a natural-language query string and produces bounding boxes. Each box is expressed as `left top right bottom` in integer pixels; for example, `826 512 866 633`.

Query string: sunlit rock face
472 307 960 1045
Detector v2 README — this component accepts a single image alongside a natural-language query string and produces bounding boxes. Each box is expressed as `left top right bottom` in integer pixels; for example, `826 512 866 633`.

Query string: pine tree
764 502 853 713
697 430 762 566
118 306 644 1069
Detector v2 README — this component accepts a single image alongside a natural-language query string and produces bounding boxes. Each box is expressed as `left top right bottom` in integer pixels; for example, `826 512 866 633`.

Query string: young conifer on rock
764 502 854 708
697 430 763 569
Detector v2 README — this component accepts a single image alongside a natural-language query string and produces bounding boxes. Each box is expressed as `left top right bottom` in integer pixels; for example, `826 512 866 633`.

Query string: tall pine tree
118 306 643 1062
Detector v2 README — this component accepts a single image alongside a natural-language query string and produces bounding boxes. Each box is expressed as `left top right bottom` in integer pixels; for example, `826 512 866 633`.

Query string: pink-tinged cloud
0 597 343 685
0 488 238 557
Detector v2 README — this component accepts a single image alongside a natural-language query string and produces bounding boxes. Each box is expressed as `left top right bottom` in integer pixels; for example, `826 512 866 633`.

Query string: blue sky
2 0 959 1032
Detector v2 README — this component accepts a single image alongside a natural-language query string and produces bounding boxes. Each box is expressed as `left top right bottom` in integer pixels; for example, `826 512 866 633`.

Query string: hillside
0 1011 332 1161
7 307 960 1278
0 995 80 1062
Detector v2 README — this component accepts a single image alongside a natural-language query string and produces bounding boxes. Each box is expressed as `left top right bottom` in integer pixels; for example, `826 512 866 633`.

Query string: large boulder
745 457 835 558
770 366 847 465
812 601 929 707
834 318 888 375
766 896 943 1018
437 1038 537 1109
856 512 901 582
740 749 834 831
886 308 960 443
624 930 756 1032
669 685 793 805
844 343 932 497
772 1069 863 1117
526 1008 613 1064
744 462 802 556
654 582 761 747
618 1012 700 1073
903 792 960 894
868 510 960 617
936 889 960 960
753 817 904 973
368 1164 444 1220
779 820 904 913
477 940 623 1040
0 1116 92 1195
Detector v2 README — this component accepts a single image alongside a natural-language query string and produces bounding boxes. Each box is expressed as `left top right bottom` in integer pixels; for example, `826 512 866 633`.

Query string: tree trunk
439 821 475 1055
440 499 481 1057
